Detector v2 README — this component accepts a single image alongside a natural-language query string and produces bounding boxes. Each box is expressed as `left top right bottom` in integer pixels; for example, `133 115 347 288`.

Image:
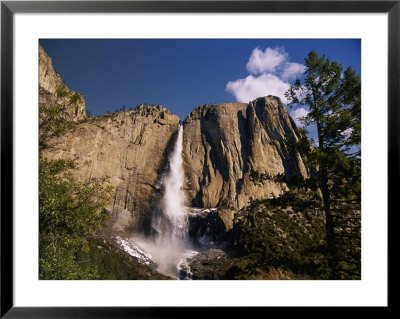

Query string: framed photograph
1 0 396 316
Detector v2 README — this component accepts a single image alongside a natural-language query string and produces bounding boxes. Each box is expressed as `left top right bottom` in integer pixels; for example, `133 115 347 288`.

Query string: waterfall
133 125 196 277
154 125 187 240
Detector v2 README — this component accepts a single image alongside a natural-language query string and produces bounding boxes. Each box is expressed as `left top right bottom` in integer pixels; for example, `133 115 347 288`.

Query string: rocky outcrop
188 208 227 246
182 97 308 210
182 249 298 280
181 248 233 280
39 44 86 121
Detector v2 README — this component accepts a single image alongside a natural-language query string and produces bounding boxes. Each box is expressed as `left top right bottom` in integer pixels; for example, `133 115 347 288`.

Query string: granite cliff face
40 46 307 236
39 45 86 122
182 97 308 211
42 106 181 233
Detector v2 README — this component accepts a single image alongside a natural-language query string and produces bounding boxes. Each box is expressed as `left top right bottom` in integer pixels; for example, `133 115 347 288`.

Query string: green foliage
285 51 361 279
267 190 322 212
39 158 113 279
249 169 274 186
56 84 68 98
230 193 328 278
39 159 113 235
69 93 83 105
285 51 361 157
249 169 318 191
39 103 114 279
284 128 313 161
39 104 76 154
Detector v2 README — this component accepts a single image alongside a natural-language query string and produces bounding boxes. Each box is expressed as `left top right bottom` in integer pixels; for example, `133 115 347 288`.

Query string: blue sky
40 39 361 125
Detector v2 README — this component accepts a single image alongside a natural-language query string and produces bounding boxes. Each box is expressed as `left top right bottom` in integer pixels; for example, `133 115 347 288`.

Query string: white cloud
227 46 306 104
281 62 306 80
290 107 309 127
226 73 290 104
246 47 288 74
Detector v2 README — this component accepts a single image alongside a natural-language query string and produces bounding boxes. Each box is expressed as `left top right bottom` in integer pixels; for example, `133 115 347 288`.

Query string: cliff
182 97 308 210
39 45 307 235
42 106 181 233
39 44 86 121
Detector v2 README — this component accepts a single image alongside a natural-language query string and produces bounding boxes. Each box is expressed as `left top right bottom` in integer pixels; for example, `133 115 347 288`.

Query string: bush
39 104 114 279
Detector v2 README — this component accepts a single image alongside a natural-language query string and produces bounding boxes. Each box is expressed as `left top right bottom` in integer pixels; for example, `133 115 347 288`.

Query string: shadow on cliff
235 109 250 200
190 107 231 208
132 127 181 237
253 97 306 182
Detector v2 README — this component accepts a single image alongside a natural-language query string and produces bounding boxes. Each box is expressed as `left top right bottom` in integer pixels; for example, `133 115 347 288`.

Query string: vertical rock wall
182 96 308 209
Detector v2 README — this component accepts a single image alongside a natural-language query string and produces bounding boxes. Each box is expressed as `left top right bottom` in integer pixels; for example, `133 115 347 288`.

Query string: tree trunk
317 119 338 279
321 182 338 279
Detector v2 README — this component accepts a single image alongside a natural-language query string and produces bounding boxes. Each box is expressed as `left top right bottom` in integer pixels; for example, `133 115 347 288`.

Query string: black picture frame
1 0 396 317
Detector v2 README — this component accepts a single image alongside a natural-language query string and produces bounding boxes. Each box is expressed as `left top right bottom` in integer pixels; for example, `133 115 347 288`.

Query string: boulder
183 248 233 280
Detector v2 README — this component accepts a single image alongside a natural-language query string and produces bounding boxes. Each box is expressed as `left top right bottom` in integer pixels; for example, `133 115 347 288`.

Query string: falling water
154 125 187 240
133 125 197 277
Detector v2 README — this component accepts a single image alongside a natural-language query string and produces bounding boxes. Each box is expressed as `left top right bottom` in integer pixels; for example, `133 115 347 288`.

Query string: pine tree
285 51 361 279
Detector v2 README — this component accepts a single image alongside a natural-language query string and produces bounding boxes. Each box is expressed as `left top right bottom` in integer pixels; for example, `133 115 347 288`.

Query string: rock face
39 44 86 121
182 98 308 210
43 107 180 233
